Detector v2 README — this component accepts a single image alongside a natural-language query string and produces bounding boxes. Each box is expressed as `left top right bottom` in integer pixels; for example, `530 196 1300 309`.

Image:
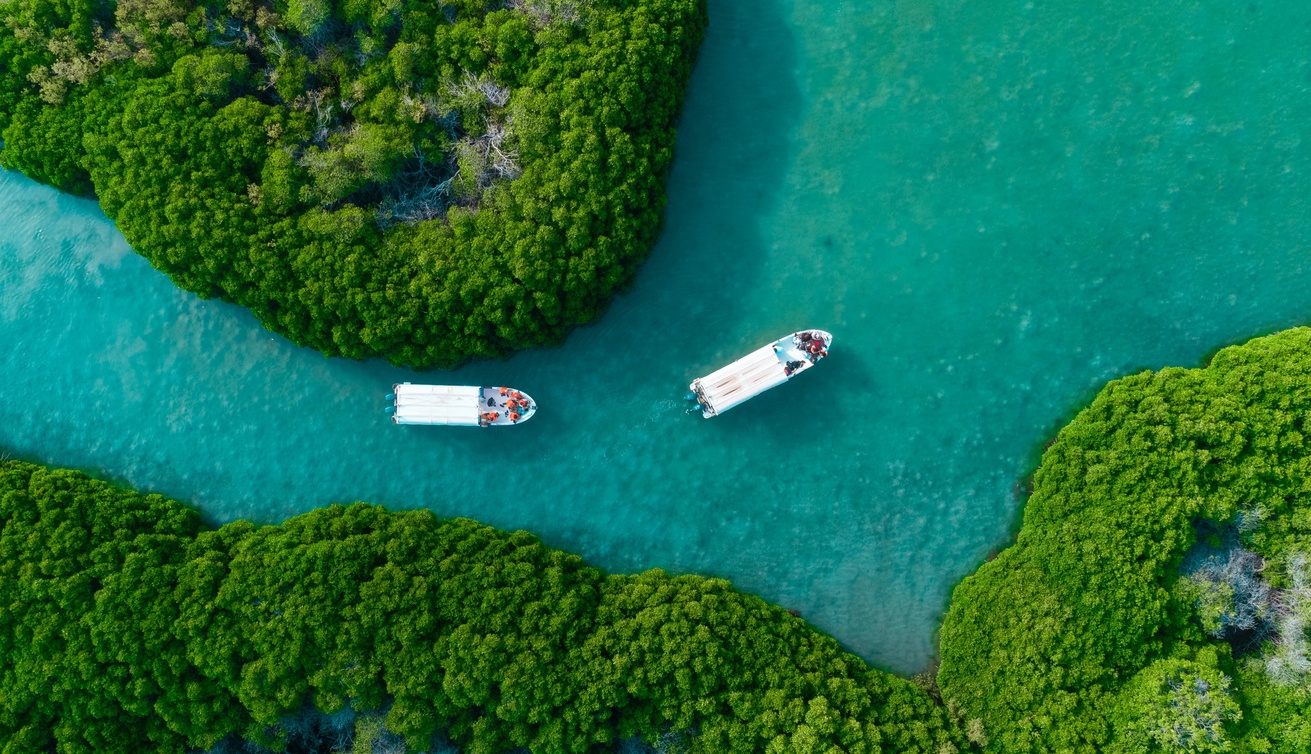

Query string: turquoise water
3 0 1311 673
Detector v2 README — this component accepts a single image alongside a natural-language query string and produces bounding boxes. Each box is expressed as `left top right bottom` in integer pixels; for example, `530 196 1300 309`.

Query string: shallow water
3 0 1311 673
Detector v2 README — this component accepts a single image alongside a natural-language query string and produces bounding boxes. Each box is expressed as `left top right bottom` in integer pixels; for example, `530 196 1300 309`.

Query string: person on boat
511 390 523 401
499 386 509 396
506 398 518 410
509 411 520 423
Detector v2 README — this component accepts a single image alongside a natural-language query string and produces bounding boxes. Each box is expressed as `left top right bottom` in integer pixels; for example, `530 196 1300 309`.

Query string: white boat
687 330 832 418
387 383 537 426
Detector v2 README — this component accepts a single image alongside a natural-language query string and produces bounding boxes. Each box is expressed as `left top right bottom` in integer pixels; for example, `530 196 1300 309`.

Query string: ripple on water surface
2 0 1311 673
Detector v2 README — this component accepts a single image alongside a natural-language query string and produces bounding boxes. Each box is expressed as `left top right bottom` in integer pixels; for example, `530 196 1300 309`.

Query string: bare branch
1265 552 1311 686
448 71 510 109
504 0 591 28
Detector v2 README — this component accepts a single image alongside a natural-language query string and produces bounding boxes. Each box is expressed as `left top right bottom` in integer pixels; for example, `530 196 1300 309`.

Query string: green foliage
285 0 330 37
0 0 709 367
0 459 967 753
937 327 1311 752
172 51 252 100
301 122 409 204
1178 576 1236 638
1231 661 1311 753
0 95 93 194
1108 653 1240 754
0 461 204 753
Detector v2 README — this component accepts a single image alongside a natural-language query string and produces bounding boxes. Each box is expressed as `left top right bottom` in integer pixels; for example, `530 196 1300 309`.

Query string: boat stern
687 379 716 418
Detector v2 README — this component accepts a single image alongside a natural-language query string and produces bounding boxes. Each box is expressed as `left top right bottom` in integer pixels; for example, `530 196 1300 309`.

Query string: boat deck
776 338 812 365
696 345 789 416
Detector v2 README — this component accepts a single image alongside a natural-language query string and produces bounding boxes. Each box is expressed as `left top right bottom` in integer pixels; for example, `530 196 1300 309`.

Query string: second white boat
687 330 832 418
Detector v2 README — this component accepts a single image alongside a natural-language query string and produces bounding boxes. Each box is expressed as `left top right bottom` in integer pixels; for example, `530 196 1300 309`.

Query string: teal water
3 0 1311 673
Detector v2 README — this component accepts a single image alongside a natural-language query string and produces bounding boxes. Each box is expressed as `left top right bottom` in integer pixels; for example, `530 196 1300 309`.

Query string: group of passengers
479 387 533 426
798 331 828 359
783 332 827 377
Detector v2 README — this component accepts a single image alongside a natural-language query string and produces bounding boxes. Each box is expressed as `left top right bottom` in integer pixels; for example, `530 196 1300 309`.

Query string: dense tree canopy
0 0 706 367
937 326 1311 753
0 460 967 754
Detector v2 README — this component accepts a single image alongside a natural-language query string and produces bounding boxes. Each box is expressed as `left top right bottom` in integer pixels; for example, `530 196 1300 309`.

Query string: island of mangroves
2 0 1311 751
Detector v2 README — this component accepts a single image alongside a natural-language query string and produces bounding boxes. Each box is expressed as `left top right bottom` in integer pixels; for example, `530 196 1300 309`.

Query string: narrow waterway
2 0 1310 673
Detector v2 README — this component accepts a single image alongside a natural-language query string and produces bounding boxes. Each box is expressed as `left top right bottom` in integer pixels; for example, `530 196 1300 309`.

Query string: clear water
3 0 1310 674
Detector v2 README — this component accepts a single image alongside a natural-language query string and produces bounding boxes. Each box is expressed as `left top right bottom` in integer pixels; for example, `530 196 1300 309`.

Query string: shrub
0 459 967 753
938 327 1311 752
1108 653 1240 754
0 0 708 367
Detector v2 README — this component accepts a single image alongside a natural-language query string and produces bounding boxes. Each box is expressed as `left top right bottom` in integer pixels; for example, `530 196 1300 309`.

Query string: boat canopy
392 384 483 426
695 343 790 416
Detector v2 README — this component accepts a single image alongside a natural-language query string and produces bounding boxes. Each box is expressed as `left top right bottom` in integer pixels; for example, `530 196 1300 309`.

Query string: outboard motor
683 391 703 414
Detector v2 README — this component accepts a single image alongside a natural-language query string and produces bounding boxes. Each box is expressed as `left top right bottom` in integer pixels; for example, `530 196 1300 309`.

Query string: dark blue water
2 0 1310 672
